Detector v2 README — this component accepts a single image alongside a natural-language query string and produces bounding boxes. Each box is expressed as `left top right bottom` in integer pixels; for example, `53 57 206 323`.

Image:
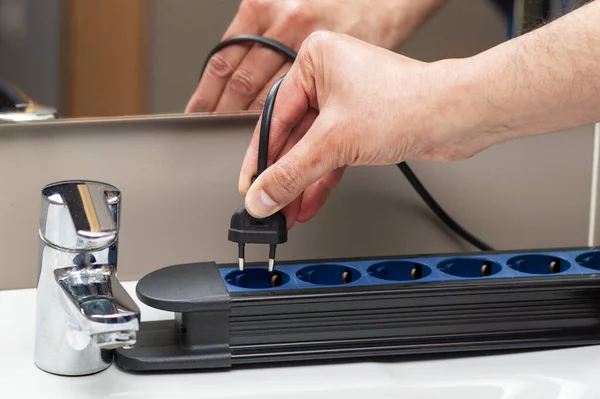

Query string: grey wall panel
0 115 593 290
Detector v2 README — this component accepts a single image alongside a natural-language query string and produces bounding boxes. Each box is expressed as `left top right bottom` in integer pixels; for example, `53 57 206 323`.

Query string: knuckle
270 114 295 135
303 30 336 53
252 95 267 110
323 136 348 168
229 68 258 97
343 146 360 166
271 162 301 199
313 118 344 166
190 97 213 112
283 3 317 27
206 53 235 79
435 147 475 162
298 30 339 69
240 0 264 12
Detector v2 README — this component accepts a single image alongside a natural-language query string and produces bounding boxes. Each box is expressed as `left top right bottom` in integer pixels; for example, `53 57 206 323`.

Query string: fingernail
246 190 278 217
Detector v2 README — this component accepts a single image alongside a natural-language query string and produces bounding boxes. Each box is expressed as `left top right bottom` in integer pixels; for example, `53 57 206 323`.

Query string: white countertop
3 281 600 399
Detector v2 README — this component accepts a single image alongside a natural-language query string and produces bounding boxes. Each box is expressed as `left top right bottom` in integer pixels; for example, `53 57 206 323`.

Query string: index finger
238 69 313 195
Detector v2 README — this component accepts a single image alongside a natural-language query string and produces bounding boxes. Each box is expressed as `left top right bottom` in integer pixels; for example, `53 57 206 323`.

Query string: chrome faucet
34 180 140 376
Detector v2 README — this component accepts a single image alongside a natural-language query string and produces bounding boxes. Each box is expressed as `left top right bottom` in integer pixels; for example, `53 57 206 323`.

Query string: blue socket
219 248 600 293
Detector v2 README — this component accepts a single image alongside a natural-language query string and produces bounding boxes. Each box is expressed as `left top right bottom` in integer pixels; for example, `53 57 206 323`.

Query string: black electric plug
226 77 288 272
228 206 287 271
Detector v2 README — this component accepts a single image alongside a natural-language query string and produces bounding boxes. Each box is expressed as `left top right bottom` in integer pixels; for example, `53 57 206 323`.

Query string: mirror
0 0 586 122
0 0 243 120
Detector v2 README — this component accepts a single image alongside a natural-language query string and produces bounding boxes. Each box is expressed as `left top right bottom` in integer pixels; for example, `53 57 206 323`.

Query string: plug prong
238 243 245 271
268 244 277 272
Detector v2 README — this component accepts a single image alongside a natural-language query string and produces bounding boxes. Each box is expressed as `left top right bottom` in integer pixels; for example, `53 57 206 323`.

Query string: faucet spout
34 180 140 376
55 265 140 350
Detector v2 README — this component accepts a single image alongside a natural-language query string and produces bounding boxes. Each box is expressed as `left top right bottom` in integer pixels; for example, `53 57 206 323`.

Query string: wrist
405 56 500 162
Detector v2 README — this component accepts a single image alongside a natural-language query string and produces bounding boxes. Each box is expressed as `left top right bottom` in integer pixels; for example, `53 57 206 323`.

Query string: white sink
4 282 600 399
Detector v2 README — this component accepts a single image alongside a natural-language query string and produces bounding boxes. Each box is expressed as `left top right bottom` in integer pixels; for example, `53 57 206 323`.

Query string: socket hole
507 254 570 275
225 268 290 289
297 264 361 286
437 258 501 278
367 261 432 282
575 251 600 271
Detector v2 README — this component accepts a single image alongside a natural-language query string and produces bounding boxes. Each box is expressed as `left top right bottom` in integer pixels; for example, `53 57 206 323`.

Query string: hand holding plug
203 31 494 272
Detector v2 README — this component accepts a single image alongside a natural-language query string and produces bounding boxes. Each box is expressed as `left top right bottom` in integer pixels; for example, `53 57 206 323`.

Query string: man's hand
185 0 447 114
237 32 477 228
239 0 600 228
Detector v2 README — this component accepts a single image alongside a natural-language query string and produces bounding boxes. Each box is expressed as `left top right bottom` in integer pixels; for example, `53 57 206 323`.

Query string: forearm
452 1 600 148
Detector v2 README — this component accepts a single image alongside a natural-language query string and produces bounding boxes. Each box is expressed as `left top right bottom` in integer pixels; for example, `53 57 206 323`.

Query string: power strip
114 246 600 372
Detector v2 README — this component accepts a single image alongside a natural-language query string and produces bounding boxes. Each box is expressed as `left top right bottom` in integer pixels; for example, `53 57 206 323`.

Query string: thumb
244 118 337 218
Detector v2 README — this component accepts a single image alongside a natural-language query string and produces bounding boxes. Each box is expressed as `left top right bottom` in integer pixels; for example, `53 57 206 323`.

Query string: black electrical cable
397 163 493 251
258 76 285 175
198 35 494 251
198 35 298 83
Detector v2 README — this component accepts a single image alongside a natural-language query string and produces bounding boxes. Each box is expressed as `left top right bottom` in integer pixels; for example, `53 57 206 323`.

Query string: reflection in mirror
0 80 58 122
0 0 242 121
1 0 591 123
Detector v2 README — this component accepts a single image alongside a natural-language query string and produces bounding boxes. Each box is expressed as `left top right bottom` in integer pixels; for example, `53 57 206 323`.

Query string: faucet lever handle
60 182 118 238
40 180 121 251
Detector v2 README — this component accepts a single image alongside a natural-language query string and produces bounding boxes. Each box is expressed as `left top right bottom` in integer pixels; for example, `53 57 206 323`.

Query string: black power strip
115 246 600 371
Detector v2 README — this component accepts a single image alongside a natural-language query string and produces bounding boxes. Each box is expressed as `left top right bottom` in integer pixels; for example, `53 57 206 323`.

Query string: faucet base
34 348 113 376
